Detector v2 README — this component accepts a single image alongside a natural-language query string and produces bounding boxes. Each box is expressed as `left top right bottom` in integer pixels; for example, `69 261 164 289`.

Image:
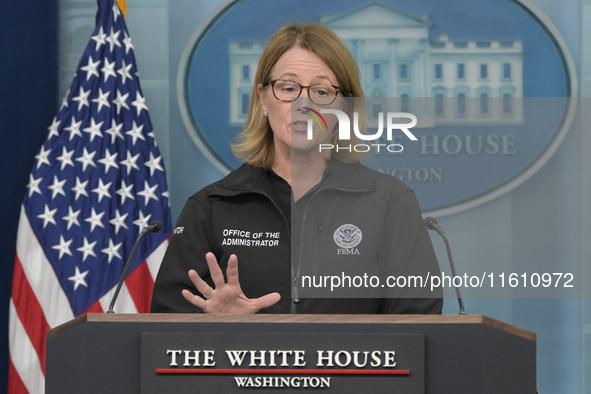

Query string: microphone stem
439 230 466 315
106 230 148 313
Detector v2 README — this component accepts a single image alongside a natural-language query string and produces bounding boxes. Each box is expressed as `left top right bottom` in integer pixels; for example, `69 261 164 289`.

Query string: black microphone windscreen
150 221 163 233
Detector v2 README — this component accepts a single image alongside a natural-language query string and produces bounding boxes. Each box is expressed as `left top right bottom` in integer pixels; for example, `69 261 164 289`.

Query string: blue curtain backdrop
0 0 59 390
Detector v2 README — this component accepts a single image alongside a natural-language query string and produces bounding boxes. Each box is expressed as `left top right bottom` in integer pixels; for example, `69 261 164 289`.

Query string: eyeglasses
263 79 341 105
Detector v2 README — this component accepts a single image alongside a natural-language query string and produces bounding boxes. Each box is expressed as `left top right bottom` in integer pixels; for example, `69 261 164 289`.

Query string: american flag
8 0 171 392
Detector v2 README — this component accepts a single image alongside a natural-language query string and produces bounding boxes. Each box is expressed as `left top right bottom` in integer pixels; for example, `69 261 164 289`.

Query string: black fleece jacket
151 160 443 314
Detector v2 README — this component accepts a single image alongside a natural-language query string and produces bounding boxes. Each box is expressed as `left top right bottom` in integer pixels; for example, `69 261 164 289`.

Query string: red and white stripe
8 205 168 393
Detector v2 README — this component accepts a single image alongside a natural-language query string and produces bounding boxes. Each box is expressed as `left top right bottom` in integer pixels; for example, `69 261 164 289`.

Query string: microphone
106 221 163 313
424 217 467 315
142 221 163 235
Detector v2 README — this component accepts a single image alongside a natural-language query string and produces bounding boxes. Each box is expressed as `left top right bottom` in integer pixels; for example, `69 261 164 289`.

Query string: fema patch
333 224 363 249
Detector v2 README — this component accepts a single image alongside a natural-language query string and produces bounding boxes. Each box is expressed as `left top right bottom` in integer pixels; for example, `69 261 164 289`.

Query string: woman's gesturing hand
181 252 281 313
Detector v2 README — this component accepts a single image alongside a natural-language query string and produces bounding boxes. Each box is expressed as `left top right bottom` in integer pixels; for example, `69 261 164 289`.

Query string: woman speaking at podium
150 23 442 314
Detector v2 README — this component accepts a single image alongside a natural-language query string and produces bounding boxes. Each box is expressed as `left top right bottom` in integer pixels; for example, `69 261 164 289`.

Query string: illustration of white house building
228 1 523 126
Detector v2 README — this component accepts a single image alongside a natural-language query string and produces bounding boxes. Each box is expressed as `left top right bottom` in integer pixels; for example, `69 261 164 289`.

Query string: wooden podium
46 314 536 393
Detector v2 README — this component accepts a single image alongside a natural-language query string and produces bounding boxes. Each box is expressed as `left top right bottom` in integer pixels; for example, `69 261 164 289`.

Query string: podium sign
141 331 425 393
46 314 536 394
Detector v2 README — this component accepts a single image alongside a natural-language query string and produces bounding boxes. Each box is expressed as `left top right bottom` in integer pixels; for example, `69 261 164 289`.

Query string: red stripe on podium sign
155 369 410 375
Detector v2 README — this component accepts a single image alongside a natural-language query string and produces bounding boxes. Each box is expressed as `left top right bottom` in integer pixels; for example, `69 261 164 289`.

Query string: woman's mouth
290 120 309 132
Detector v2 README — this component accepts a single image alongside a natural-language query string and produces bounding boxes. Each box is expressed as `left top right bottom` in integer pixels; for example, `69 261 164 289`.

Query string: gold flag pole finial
115 0 128 19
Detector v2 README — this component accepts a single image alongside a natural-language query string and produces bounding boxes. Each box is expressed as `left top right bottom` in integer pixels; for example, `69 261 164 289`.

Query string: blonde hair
231 23 364 168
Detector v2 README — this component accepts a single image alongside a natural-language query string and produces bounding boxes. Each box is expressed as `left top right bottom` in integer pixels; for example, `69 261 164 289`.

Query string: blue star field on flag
23 0 171 316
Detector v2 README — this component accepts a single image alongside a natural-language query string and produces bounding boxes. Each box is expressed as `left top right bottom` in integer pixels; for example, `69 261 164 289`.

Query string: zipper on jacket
244 184 373 314
291 187 323 314
291 185 374 313
315 216 323 232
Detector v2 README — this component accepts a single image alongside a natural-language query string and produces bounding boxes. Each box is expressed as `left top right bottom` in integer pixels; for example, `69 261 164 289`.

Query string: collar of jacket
319 159 375 193
209 160 375 198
